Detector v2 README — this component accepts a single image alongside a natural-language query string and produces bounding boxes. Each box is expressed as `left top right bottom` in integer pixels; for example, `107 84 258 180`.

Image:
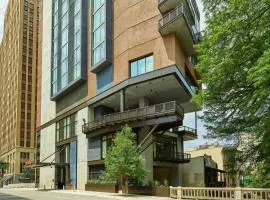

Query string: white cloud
0 0 9 42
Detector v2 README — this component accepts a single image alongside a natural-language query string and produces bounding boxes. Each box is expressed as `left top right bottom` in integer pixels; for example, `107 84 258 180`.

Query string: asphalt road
0 190 113 200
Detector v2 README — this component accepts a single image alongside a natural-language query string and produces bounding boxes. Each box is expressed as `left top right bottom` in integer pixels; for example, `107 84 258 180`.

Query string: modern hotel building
38 0 200 189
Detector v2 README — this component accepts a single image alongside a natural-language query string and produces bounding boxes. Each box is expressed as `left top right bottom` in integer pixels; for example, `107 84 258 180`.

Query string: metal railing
158 4 200 43
82 101 184 133
177 126 196 133
157 0 166 5
170 187 270 200
153 151 191 163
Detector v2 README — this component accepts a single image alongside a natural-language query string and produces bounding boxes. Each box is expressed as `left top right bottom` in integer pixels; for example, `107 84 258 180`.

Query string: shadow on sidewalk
0 192 31 200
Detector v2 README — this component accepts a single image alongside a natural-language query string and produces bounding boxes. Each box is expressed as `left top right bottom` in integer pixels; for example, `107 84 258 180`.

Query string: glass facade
51 0 82 97
56 141 77 188
130 55 154 77
92 0 105 65
56 113 77 142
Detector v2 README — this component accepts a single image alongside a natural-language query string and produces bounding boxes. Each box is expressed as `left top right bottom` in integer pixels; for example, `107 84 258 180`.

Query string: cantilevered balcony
159 5 200 56
83 101 184 136
158 0 184 13
154 151 191 163
158 0 200 18
171 126 197 141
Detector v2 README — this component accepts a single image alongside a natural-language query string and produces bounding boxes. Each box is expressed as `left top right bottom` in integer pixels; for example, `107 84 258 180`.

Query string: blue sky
0 0 209 149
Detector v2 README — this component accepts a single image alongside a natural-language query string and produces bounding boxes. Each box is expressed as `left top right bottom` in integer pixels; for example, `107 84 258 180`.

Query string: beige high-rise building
0 0 40 180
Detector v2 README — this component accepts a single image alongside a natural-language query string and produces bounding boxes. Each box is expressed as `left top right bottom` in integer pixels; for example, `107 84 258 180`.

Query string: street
0 189 171 200
0 190 112 200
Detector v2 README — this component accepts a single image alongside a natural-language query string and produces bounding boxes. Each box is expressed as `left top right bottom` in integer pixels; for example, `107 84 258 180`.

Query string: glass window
61 59 68 75
62 12 68 29
62 28 68 46
93 5 105 30
74 31 80 48
93 0 104 12
53 39 58 55
130 61 138 78
62 0 68 14
54 0 58 13
74 13 80 32
52 68 57 82
146 55 154 72
74 62 81 78
130 55 154 77
53 56 58 68
56 113 77 142
52 82 57 95
93 24 104 48
61 44 68 60
74 48 80 64
61 74 68 89
53 26 58 39
138 59 145 75
54 12 58 26
74 0 81 14
93 42 105 64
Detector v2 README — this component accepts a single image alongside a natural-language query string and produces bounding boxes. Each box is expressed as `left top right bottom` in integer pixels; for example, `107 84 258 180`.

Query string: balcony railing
177 126 196 133
154 151 191 163
82 101 184 134
158 5 200 44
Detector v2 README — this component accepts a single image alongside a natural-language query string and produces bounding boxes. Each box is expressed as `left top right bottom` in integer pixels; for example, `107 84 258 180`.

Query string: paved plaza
0 189 171 200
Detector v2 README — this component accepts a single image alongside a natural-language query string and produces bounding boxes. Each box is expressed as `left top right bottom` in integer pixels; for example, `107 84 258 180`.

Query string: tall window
130 55 154 77
51 0 82 97
101 133 114 159
92 0 105 65
56 113 77 142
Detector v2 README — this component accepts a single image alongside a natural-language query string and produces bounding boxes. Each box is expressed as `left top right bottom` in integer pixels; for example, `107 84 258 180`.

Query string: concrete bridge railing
170 186 270 200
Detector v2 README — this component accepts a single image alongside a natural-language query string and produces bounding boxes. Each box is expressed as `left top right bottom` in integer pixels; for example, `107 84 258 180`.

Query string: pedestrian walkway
51 190 171 200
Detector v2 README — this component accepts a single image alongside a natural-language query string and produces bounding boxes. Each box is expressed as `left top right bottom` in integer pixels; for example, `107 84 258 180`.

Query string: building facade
187 145 237 187
38 0 200 189
0 0 40 181
182 155 226 187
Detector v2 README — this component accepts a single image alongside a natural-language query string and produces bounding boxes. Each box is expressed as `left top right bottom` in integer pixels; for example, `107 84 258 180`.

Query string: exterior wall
187 147 225 170
40 0 55 124
0 0 39 175
87 0 189 99
76 107 88 190
39 124 55 189
182 157 205 187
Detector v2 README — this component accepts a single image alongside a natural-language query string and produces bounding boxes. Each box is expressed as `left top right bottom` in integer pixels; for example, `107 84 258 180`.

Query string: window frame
129 54 154 78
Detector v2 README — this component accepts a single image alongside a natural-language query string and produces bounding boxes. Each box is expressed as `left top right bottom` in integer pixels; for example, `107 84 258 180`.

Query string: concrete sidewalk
51 190 172 200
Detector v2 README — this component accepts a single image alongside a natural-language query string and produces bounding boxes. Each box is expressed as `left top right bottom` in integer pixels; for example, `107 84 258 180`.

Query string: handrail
154 150 191 163
83 101 184 133
158 4 200 43
170 186 270 200
178 126 196 133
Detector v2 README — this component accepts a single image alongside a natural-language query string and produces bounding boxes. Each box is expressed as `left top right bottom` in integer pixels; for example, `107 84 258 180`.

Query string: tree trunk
120 175 124 193
125 177 128 194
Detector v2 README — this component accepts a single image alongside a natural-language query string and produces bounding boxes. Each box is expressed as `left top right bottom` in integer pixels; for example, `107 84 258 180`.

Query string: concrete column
139 97 149 108
177 135 184 186
120 89 125 112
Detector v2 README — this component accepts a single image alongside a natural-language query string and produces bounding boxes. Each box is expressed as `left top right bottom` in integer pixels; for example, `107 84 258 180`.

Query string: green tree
104 125 145 193
22 167 34 179
194 0 270 186
0 160 8 186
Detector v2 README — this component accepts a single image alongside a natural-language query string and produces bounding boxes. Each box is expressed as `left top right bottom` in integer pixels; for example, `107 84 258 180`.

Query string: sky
0 0 9 42
0 0 209 149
